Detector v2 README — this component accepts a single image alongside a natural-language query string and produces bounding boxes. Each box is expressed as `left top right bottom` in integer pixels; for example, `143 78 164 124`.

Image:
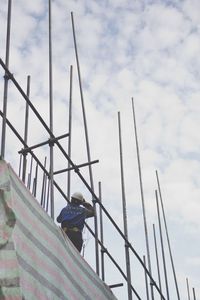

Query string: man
57 192 94 252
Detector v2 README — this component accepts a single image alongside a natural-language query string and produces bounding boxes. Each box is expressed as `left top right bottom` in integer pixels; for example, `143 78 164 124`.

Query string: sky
0 0 200 299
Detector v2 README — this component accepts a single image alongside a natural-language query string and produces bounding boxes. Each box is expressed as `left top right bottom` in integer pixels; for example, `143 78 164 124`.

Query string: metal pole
153 223 162 300
71 11 99 275
67 65 73 199
155 190 170 300
143 255 150 300
46 177 50 213
27 156 33 190
18 153 22 177
118 111 132 300
41 157 47 207
131 98 154 300
186 278 191 300
43 174 47 209
22 75 31 183
156 170 180 300
98 181 105 281
48 0 54 220
1 0 12 158
54 159 99 175
109 283 124 289
19 133 69 154
32 162 38 197
192 288 196 300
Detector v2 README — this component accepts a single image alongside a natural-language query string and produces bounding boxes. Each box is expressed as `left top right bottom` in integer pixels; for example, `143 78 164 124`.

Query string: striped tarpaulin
0 160 117 300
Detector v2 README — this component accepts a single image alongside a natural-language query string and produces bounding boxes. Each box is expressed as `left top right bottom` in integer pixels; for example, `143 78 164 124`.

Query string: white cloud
187 256 200 268
182 0 200 24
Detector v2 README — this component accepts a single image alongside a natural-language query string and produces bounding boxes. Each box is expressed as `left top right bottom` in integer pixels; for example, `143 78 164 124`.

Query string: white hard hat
71 192 84 202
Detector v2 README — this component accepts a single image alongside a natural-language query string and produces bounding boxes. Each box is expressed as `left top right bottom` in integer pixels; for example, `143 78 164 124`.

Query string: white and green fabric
0 160 117 300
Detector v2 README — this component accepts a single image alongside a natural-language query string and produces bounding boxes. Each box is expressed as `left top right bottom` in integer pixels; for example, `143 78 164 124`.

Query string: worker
57 192 95 252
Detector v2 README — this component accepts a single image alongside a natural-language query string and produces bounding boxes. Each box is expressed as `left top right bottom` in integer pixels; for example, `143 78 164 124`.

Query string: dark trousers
61 221 83 252
65 230 83 252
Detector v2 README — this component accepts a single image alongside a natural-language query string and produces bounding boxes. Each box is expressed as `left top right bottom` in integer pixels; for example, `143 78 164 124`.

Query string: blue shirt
57 203 88 231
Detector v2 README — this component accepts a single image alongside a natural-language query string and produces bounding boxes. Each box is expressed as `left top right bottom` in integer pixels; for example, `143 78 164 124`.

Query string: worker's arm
56 207 65 223
82 201 95 218
57 213 62 223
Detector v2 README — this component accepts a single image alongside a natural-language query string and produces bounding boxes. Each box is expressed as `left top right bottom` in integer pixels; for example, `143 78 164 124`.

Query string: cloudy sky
0 0 200 299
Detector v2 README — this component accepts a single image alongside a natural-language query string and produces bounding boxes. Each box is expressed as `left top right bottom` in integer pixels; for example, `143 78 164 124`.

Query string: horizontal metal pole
54 159 99 175
19 132 69 154
109 283 124 289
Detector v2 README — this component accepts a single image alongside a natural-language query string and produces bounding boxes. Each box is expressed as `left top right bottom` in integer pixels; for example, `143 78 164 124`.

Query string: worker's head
71 192 85 205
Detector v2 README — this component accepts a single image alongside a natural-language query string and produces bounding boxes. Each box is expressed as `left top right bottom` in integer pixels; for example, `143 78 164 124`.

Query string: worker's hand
82 201 92 208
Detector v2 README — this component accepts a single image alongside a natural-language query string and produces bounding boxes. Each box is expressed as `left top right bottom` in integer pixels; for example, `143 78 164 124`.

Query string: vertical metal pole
1 0 12 158
27 156 33 190
42 174 47 209
46 177 50 213
118 112 132 300
156 170 180 300
22 75 31 183
48 0 54 220
143 255 150 300
155 190 170 300
153 223 162 299
67 65 73 199
71 12 99 275
98 181 105 281
41 157 47 207
18 153 22 177
131 98 154 299
32 162 38 197
192 288 196 300
186 278 191 300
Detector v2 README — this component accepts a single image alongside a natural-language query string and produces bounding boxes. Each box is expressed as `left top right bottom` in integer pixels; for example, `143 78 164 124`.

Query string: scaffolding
0 1 197 299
